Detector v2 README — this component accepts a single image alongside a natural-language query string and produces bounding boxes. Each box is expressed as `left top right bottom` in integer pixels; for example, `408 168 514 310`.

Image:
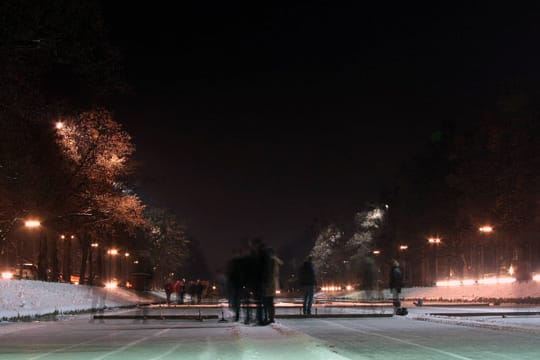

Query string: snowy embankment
345 281 540 303
0 279 155 320
402 281 540 302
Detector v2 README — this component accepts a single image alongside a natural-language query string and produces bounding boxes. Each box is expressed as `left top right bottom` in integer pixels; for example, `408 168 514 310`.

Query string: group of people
169 240 404 322
225 239 320 324
225 238 284 325
164 278 206 305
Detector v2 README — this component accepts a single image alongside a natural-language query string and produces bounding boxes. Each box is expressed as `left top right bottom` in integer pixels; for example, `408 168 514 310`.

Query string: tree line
307 89 540 287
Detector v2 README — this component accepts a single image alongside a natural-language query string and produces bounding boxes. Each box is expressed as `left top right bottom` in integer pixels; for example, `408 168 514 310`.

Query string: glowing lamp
24 220 41 228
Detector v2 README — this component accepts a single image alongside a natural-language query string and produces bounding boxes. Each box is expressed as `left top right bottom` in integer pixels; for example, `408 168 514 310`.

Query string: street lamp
24 220 41 228
428 237 441 244
478 226 493 233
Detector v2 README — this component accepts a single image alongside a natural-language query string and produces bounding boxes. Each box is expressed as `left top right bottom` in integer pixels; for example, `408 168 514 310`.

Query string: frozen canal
0 305 539 359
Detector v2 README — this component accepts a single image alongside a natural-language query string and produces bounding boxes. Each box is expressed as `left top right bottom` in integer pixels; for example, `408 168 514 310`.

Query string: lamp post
21 219 41 279
123 252 130 285
60 235 76 283
88 242 98 285
478 226 493 278
428 237 442 284
399 245 408 283
107 249 118 285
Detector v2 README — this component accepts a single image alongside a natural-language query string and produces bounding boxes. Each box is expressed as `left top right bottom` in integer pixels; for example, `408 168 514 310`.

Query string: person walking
298 256 316 315
164 277 174 305
174 278 184 304
389 259 404 314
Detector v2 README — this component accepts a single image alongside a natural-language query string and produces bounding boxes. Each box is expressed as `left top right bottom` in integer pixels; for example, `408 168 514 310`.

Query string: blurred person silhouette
226 247 244 321
299 255 316 315
262 247 283 324
361 256 378 300
187 280 197 305
242 237 264 324
164 277 174 305
239 240 256 324
174 278 185 305
179 278 187 303
195 279 204 304
389 259 404 313
251 238 269 325
89 285 107 323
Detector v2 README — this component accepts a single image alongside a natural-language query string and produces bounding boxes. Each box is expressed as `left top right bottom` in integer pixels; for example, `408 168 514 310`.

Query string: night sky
101 2 540 274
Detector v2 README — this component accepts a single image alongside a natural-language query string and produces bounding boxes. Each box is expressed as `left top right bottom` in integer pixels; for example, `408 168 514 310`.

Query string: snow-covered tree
141 208 190 286
347 206 386 260
308 206 388 285
309 223 345 283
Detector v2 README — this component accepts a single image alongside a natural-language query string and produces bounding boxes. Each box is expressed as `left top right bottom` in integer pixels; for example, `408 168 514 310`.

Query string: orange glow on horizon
436 276 515 286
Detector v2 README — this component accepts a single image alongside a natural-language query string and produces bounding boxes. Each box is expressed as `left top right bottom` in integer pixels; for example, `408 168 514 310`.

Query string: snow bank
0 279 151 320
402 281 540 301
344 280 540 302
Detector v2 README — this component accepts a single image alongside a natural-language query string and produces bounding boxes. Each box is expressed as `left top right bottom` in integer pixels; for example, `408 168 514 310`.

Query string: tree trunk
37 235 48 281
88 244 94 285
50 236 59 282
97 247 103 285
63 236 72 282
79 235 89 285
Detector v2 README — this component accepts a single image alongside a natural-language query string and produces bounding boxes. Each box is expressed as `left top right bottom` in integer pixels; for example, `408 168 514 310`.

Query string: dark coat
226 255 244 290
298 260 316 286
389 265 403 292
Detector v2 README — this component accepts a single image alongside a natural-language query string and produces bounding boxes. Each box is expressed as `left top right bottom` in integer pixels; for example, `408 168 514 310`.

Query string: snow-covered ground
1 279 540 359
2 278 540 321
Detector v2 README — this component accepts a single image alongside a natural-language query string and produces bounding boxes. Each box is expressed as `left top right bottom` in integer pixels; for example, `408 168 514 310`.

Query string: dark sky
101 2 540 274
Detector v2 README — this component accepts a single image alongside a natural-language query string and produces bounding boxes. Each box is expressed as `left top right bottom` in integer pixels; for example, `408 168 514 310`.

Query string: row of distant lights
437 275 540 287
371 245 408 255
321 285 354 292
437 270 540 287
